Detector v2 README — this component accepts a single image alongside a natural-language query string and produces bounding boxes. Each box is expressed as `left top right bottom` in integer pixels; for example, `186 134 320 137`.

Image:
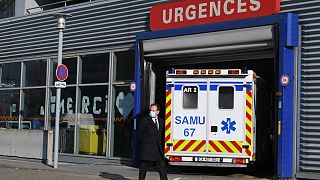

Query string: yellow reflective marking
186 140 201 152
208 142 216 152
246 106 252 116
165 104 172 115
214 141 228 152
225 141 238 153
166 91 172 102
199 142 206 152
246 93 252 103
165 127 171 137
175 140 190 152
166 115 171 124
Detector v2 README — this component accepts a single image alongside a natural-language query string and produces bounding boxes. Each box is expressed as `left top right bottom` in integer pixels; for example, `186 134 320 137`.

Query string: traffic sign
280 74 290 87
55 81 66 88
130 82 136 91
56 64 68 81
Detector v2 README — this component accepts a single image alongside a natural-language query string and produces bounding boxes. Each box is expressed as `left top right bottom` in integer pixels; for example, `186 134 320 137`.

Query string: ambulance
164 69 272 167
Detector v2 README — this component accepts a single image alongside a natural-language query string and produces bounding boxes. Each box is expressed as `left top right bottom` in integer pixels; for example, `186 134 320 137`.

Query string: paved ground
0 157 272 180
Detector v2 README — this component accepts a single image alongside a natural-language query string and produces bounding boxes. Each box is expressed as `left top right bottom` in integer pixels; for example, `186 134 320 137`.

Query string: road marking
173 178 182 180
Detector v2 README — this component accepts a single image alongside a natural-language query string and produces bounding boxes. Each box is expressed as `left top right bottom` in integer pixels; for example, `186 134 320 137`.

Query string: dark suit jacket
138 116 164 161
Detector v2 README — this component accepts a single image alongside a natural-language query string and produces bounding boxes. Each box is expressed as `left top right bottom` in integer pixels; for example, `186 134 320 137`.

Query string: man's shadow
98 172 130 180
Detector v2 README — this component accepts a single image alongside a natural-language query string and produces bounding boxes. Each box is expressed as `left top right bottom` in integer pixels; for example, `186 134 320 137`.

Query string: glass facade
0 49 135 159
22 89 46 129
0 63 21 88
0 90 20 129
0 0 15 19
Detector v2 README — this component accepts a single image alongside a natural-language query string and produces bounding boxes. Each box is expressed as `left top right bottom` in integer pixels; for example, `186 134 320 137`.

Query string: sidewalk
0 156 142 179
0 156 271 180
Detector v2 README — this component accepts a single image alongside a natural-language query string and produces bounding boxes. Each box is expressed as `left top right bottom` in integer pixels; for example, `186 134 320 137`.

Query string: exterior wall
0 0 171 61
0 0 320 177
281 0 320 178
15 0 40 17
0 129 52 161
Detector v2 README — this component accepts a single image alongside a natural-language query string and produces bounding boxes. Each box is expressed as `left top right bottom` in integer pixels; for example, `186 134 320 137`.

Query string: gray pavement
0 157 271 180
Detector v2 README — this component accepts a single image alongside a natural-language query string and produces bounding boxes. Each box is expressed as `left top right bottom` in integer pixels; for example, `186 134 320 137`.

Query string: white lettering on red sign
150 0 279 31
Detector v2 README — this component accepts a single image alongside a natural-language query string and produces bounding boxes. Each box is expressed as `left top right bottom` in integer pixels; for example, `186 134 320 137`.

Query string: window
49 87 76 153
219 86 234 109
114 51 135 82
0 0 15 19
78 86 108 156
51 57 77 85
24 60 47 87
112 85 134 158
81 53 109 84
183 86 198 109
0 90 20 129
0 63 21 88
22 89 46 130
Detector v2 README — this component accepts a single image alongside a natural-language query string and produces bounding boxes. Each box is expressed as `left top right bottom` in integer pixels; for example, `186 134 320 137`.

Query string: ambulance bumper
169 161 247 168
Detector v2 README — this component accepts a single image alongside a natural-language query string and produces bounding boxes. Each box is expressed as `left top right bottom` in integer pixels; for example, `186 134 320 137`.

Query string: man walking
138 103 168 180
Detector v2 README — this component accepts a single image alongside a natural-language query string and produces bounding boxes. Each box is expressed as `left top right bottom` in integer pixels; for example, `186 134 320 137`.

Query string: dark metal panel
281 0 320 178
0 0 171 60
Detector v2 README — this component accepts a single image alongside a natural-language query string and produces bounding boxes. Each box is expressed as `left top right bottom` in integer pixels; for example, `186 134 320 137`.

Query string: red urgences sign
150 0 280 31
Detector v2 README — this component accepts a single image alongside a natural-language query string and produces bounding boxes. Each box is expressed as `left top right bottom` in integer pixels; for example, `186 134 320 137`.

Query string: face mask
149 111 157 118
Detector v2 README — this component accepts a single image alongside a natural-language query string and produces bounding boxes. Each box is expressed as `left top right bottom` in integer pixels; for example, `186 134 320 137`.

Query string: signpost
53 13 71 169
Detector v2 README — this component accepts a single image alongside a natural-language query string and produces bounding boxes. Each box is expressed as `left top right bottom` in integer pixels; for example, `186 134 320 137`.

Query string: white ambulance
164 69 269 167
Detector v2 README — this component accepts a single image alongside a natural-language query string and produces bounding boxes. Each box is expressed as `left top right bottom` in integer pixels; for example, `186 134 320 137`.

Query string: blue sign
56 64 68 81
221 118 236 134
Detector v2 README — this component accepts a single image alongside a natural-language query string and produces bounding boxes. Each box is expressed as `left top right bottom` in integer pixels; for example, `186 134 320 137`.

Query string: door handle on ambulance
166 143 173 146
211 126 218 132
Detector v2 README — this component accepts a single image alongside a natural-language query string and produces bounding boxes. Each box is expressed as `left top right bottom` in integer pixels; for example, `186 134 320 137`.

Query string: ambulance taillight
215 70 221 74
234 158 247 164
201 70 206 74
208 70 214 74
193 70 199 74
169 156 182 162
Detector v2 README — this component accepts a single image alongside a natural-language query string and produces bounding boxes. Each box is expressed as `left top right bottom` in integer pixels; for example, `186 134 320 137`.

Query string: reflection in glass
0 90 20 129
50 87 76 154
0 63 21 88
25 60 47 87
78 86 108 156
114 51 135 82
81 53 109 84
112 85 134 158
52 57 77 85
0 0 15 19
23 89 45 130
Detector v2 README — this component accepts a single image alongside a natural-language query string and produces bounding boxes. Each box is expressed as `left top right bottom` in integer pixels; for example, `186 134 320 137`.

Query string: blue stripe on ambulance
166 82 253 91
174 85 207 91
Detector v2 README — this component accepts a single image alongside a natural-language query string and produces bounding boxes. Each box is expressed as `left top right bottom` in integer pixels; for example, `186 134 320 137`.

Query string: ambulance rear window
219 86 234 109
183 86 198 109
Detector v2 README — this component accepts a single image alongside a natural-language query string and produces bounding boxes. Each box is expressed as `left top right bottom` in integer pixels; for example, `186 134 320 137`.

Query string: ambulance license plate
196 157 219 162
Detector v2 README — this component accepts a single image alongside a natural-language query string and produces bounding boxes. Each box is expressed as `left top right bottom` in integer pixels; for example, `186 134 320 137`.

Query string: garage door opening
136 25 279 178
144 56 278 177
135 13 298 179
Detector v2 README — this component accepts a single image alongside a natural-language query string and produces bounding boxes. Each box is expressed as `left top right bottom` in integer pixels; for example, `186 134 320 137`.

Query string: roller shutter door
142 26 275 65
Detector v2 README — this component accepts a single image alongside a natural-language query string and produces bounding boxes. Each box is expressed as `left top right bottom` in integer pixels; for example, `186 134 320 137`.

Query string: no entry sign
56 64 69 81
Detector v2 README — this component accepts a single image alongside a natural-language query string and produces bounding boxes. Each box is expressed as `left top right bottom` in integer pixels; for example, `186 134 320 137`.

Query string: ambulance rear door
168 77 208 157
207 76 249 159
